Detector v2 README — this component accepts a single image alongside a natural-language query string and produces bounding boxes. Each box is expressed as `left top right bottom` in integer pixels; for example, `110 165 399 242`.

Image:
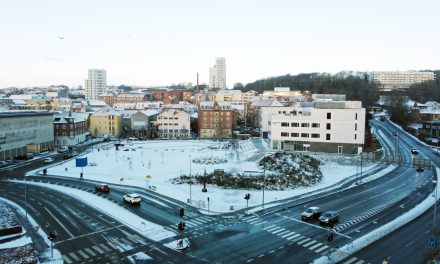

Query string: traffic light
180 208 184 218
244 193 250 200
178 222 185 231
327 233 333 243
48 231 57 241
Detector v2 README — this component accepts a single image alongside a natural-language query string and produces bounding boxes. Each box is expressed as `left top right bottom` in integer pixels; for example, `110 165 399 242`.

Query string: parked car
301 206 322 221
95 184 110 193
411 148 419 154
319 210 339 225
123 193 141 205
44 157 54 163
416 167 424 172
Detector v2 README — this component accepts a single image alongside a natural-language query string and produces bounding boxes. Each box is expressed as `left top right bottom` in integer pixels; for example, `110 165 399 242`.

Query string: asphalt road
0 126 437 263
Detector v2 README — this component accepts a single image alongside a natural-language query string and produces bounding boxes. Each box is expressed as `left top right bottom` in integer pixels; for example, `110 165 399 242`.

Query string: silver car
301 206 322 220
123 193 141 205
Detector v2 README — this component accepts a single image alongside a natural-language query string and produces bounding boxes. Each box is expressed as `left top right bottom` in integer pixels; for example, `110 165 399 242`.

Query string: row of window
278 112 359 121
201 112 231 116
158 123 179 126
281 122 321 128
158 129 189 133
55 123 84 129
281 132 323 139
158 117 179 120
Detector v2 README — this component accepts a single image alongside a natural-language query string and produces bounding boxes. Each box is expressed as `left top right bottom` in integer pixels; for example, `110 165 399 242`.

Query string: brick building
198 101 237 138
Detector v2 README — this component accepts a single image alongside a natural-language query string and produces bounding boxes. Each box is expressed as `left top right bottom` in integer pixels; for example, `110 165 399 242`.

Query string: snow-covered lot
36 139 376 212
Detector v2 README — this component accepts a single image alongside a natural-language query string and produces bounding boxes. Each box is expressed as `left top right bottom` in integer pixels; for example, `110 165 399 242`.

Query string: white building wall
157 110 191 139
85 69 107 100
270 105 365 152
215 57 226 90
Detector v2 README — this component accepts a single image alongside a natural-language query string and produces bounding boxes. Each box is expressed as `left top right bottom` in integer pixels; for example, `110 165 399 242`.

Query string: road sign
146 175 152 180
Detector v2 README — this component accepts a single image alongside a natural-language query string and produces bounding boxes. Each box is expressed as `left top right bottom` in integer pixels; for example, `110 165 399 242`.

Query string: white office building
156 109 191 139
209 57 226 90
85 69 107 100
270 101 365 154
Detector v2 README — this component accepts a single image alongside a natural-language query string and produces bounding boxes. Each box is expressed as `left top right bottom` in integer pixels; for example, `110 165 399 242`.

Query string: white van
128 137 138 141
58 146 69 153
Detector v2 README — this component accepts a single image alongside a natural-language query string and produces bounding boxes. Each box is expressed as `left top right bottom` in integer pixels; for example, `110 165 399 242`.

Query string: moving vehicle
411 148 419 154
95 184 110 193
44 157 54 163
416 167 424 172
319 210 339 225
123 193 141 205
301 206 322 221
58 146 69 153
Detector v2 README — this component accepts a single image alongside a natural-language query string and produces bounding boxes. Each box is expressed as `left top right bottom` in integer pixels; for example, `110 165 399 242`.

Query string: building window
301 123 310 128
338 146 342 154
291 122 299 127
311 133 320 138
326 123 331 130
301 133 309 138
312 123 320 128
281 132 289 137
355 113 358 120
355 134 357 140
291 132 299 137
355 123 357 131
327 112 331 119
281 122 289 127
326 134 331 140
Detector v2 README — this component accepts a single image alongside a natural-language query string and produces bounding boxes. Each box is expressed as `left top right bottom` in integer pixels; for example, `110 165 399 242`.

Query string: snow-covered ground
30 139 377 213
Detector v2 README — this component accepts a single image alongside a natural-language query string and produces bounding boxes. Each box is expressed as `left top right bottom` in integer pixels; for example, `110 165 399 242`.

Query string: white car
301 206 322 221
123 193 141 205
44 157 54 163
411 148 419 154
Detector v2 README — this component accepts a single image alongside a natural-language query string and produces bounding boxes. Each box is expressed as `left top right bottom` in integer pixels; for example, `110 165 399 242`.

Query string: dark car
95 184 110 193
416 167 424 172
63 153 74 159
393 132 398 136
411 148 419 154
301 206 322 221
319 211 339 225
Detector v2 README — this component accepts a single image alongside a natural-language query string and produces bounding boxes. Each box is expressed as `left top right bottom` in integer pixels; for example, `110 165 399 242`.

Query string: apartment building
53 112 87 146
85 69 107 100
198 101 237 138
156 109 190 139
370 71 435 91
209 57 226 90
270 101 365 154
89 109 123 138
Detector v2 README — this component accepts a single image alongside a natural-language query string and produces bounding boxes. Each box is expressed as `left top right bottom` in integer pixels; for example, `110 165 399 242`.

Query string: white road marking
77 249 89 259
272 228 286 235
44 207 75 238
84 248 96 257
309 242 322 250
314 245 329 253
266 226 282 232
342 257 358 264
354 260 365 264
92 245 104 254
303 240 317 247
297 238 311 245
68 252 80 261
63 255 73 264
281 232 296 238
286 234 300 240
99 243 111 252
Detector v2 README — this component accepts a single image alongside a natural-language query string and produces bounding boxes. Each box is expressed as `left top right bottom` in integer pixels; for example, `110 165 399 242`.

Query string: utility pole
189 153 192 204
262 164 266 208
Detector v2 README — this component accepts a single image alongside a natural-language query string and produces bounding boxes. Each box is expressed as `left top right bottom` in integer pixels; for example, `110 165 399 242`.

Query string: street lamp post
262 164 266 208
189 153 192 205
24 175 27 220
433 178 438 231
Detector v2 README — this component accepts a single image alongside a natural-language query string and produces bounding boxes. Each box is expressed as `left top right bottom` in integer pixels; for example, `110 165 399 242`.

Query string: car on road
411 148 419 154
44 157 54 163
63 151 79 159
301 206 322 221
393 132 398 136
95 184 110 193
319 210 339 225
123 193 141 205
416 167 424 172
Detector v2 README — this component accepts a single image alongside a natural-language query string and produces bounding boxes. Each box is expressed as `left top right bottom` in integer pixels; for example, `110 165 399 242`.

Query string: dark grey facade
272 140 360 154
0 111 54 160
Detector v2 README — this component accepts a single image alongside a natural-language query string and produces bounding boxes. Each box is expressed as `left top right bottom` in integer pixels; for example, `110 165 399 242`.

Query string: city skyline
1 0 440 88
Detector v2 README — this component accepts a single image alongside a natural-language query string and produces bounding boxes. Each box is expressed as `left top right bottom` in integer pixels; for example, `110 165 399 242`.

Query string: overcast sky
1 0 439 88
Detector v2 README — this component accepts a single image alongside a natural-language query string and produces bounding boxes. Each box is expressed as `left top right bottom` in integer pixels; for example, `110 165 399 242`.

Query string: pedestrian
80 172 83 180
383 257 388 264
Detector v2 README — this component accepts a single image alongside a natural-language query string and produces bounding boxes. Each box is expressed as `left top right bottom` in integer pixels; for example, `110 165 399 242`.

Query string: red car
95 184 110 193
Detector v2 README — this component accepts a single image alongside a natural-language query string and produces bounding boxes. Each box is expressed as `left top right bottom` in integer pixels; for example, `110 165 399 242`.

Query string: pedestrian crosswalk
62 234 150 263
243 215 267 226
168 215 216 229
